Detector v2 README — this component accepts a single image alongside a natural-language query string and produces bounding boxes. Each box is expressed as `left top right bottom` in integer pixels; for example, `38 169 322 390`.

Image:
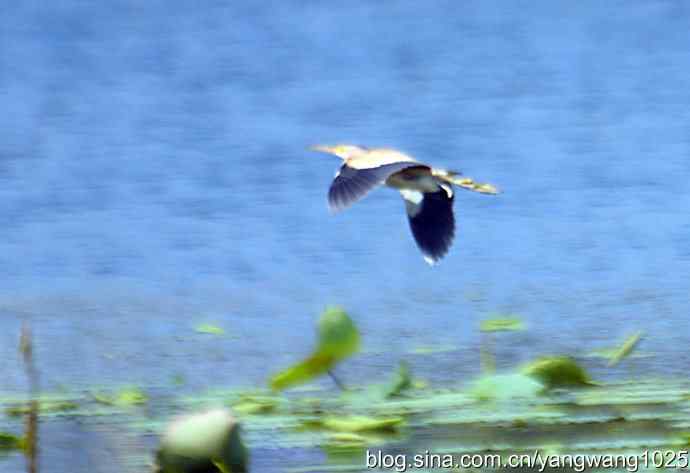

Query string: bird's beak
309 144 336 155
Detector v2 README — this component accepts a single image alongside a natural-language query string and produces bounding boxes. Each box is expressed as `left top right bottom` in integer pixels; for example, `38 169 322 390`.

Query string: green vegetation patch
195 324 226 336
319 415 404 433
270 307 360 391
522 356 595 389
93 386 148 406
0 432 24 452
480 316 525 332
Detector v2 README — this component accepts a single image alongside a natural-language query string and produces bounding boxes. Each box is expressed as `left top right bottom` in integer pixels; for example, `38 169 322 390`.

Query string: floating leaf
0 432 24 451
325 432 368 447
576 385 685 406
270 307 359 391
93 387 148 406
522 356 595 389
409 344 457 355
469 373 544 401
232 395 279 415
321 431 394 455
321 415 404 433
607 332 644 367
195 324 225 336
480 317 525 332
5 400 78 417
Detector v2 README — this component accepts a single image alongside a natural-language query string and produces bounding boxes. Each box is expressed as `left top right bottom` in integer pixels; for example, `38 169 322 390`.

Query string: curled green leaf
270 307 359 391
522 356 595 389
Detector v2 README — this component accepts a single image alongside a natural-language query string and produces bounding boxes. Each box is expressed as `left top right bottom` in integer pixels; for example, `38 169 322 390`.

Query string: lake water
1 1 690 471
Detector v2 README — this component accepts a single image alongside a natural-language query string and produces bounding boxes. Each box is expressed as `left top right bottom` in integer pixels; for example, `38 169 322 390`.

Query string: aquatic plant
607 331 645 367
480 316 525 333
195 324 226 336
270 307 360 391
522 355 595 388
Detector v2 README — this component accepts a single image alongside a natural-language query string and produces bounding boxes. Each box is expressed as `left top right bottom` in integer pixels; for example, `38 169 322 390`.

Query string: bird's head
309 144 367 160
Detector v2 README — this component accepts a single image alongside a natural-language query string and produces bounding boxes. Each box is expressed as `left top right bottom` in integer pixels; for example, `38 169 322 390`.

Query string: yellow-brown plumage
311 144 499 264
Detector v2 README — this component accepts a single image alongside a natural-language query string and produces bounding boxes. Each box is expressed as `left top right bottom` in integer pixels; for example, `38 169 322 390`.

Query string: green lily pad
522 356 595 389
0 432 24 451
93 387 148 406
5 400 79 417
315 307 360 359
195 324 226 336
270 353 337 391
321 415 404 433
469 373 544 401
232 395 279 415
409 344 458 355
320 431 395 456
270 307 359 391
480 317 525 332
325 432 368 446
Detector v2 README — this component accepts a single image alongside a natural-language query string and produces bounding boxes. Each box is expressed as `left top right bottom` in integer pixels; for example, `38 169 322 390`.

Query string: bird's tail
432 169 500 195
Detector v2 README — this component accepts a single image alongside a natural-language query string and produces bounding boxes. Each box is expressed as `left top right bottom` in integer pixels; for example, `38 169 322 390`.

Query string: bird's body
311 144 498 265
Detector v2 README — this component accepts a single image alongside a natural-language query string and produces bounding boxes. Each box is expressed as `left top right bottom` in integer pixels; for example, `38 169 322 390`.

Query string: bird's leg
447 175 500 195
327 369 347 391
433 168 499 195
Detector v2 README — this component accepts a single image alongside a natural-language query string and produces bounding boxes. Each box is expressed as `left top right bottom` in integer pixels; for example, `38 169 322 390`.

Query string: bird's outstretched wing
328 162 422 212
400 188 455 265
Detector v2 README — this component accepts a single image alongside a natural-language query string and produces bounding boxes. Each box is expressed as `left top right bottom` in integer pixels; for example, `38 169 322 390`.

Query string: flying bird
311 144 499 265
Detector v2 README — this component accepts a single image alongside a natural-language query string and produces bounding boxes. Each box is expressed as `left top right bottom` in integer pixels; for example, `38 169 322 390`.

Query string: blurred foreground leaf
270 307 359 391
522 356 595 389
156 409 247 473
